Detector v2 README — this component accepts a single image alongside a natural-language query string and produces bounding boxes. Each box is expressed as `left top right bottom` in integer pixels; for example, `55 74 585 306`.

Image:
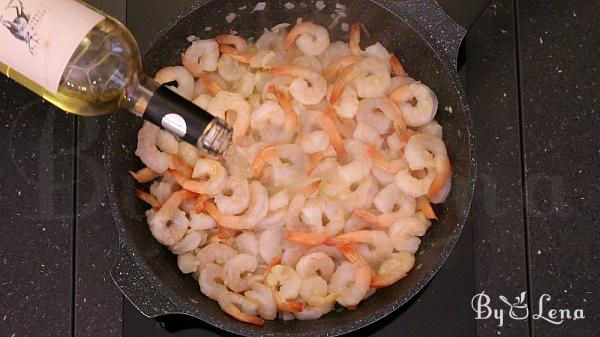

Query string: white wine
0 0 231 155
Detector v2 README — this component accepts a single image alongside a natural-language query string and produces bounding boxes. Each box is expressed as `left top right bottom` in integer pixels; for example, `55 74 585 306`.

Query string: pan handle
110 244 181 318
390 0 490 69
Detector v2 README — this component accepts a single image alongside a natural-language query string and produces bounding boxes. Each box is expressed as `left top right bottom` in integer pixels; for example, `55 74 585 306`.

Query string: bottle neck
121 74 160 117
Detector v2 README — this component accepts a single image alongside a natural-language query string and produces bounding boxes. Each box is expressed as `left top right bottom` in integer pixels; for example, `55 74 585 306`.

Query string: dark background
0 0 598 336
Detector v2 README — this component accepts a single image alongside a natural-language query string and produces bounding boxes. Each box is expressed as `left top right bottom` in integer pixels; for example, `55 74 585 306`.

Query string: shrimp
178 141 200 168
351 208 398 229
199 263 228 300
416 196 438 220
429 177 451 204
169 230 207 255
284 231 329 246
331 57 391 103
323 55 362 80
389 214 430 252
403 134 452 198
386 75 416 95
207 91 251 143
149 180 178 205
300 130 331 154
219 44 252 64
332 85 359 119
266 265 304 312
389 83 438 127
295 252 335 281
365 42 391 71
284 21 330 56
216 34 248 52
155 66 195 100
244 282 277 321
390 53 407 77
196 242 238 269
232 70 255 98
373 184 417 216
353 123 383 148
271 66 327 105
294 303 334 320
189 212 217 230
328 230 393 264
177 252 199 274
205 181 269 230
252 144 309 178
357 97 409 141
300 276 338 307
370 252 415 288
235 231 259 256
349 23 363 56
134 189 160 209
182 39 219 76
292 55 324 74
218 291 264 326
394 167 436 198
315 112 345 156
147 190 196 246
259 228 285 265
183 158 228 196
135 122 172 173
199 73 224 95
300 198 345 237
224 254 258 292
218 54 246 82
156 130 179 154
328 245 371 308
416 120 443 139
285 180 321 229
129 167 159 184
215 175 250 215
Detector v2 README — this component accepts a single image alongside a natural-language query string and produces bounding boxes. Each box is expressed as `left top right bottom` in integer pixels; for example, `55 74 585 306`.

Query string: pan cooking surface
106 1 475 335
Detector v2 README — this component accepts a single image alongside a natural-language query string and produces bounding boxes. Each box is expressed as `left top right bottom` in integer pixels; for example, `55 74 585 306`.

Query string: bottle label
0 0 103 93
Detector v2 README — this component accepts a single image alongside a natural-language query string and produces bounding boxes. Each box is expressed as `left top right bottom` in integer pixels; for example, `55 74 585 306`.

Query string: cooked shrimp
232 70 255 98
252 144 309 178
244 282 277 320
135 122 172 173
170 230 207 255
331 57 391 103
271 66 327 105
353 123 383 148
259 228 285 265
216 34 248 52
416 120 443 139
147 190 196 246
189 212 217 231
349 23 363 56
416 196 438 220
315 112 345 156
224 254 258 292
390 53 407 77
199 263 228 300
373 184 416 216
235 231 259 256
328 230 393 264
199 73 223 95
156 129 179 154
183 158 228 196
332 85 360 119
365 42 391 70
196 242 238 269
323 55 362 80
351 207 397 229
205 181 269 230
403 134 452 198
357 97 409 141
285 180 321 229
292 55 324 74
319 41 352 68
429 177 451 204
177 252 199 274
218 291 264 326
129 167 159 184
389 83 438 127
134 188 160 209
328 245 371 308
300 198 345 237
155 66 195 100
252 100 285 130
284 231 329 246
218 54 246 82
300 130 331 154
207 91 251 143
284 21 330 56
219 44 252 64
215 175 250 215
182 39 219 76
266 265 304 312
370 252 415 288
394 167 436 198
295 252 335 281
300 276 338 307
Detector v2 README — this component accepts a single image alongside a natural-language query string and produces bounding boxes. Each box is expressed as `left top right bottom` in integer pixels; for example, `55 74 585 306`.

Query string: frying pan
106 0 485 335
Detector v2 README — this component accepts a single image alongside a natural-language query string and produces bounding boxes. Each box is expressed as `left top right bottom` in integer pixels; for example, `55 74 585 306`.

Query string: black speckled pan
105 0 481 335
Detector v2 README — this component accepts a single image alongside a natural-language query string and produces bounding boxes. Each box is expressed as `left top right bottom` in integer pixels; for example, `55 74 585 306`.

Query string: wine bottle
0 0 232 155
